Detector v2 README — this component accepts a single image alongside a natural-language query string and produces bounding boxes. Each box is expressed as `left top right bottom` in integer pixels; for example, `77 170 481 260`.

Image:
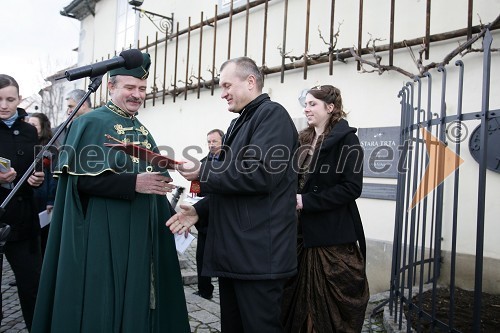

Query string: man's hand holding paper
135 172 176 195
175 159 201 181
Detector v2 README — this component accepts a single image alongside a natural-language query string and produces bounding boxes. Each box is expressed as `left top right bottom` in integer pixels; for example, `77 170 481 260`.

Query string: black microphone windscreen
119 49 144 69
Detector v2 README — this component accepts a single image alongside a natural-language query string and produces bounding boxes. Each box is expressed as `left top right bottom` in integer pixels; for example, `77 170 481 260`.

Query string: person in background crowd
27 113 58 258
17 108 28 121
31 53 190 333
5 105 30 288
53 89 92 146
167 56 298 333
192 128 225 300
281 84 369 333
0 74 45 331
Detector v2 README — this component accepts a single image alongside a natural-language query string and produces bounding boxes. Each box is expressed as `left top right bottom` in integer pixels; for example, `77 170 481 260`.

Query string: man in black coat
193 128 224 300
168 57 298 332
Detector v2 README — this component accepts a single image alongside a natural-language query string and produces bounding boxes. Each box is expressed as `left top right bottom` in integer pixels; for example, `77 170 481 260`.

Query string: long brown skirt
281 239 369 333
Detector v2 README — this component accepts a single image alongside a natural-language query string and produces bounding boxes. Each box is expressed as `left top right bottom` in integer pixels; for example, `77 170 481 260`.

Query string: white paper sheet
39 210 52 228
174 232 195 254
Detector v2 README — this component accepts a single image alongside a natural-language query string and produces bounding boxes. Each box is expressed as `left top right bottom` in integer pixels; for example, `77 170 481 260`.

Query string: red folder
104 142 185 170
189 180 201 194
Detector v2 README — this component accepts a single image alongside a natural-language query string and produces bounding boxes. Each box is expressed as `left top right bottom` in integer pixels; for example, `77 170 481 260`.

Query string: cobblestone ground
0 231 387 332
183 230 388 333
1 254 29 333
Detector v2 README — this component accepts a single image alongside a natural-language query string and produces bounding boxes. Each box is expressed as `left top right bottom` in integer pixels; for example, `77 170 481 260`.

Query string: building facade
59 0 500 296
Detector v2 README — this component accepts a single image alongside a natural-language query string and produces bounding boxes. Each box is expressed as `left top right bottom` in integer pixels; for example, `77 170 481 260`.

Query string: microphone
62 49 144 81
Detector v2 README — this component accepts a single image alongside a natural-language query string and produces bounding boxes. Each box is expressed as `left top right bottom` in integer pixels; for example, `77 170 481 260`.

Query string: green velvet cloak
31 103 190 333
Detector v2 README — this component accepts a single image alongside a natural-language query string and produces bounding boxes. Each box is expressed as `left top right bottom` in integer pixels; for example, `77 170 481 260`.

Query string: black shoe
193 291 213 300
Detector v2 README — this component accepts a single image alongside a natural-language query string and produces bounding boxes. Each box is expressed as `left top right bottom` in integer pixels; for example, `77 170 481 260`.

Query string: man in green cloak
31 52 190 333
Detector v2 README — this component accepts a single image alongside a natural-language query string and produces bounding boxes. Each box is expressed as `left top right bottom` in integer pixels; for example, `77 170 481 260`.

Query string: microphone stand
0 75 104 222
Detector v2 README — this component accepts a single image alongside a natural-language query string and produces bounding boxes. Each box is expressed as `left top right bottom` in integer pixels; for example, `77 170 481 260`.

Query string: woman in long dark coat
27 112 58 258
282 85 369 333
0 74 45 331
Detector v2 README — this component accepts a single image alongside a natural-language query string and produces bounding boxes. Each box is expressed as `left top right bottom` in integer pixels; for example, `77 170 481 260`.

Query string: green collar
105 101 136 119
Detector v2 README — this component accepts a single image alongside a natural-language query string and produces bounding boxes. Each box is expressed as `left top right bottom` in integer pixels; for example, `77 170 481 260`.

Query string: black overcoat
300 119 365 255
0 110 41 241
195 94 298 280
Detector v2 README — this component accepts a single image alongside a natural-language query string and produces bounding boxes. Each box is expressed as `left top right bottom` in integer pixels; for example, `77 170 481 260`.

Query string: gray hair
220 57 264 91
66 89 91 108
207 128 225 138
109 76 118 86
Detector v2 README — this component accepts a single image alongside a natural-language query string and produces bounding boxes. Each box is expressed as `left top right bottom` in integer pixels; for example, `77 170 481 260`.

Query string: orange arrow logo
409 128 464 211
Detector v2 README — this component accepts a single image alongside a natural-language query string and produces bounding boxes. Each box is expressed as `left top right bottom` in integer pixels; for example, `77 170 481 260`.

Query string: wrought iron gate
384 29 499 332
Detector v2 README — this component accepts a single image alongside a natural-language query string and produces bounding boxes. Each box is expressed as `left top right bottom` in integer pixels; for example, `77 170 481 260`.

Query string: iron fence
382 28 499 332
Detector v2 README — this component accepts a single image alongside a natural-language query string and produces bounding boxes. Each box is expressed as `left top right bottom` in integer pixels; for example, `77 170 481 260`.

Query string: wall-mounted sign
360 183 397 201
358 126 401 179
468 119 500 174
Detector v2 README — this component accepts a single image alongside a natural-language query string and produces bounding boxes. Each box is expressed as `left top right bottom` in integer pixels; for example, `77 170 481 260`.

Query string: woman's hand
0 167 16 184
28 171 44 187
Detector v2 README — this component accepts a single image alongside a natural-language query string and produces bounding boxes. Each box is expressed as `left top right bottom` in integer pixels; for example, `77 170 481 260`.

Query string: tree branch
351 13 500 78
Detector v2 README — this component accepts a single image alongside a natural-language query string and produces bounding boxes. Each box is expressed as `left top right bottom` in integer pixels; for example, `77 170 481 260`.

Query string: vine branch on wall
278 22 347 63
146 14 500 101
349 13 500 78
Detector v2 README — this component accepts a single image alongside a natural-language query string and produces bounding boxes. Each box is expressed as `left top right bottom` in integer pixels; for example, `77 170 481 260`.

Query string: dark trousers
3 237 42 331
196 231 214 297
219 277 286 333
